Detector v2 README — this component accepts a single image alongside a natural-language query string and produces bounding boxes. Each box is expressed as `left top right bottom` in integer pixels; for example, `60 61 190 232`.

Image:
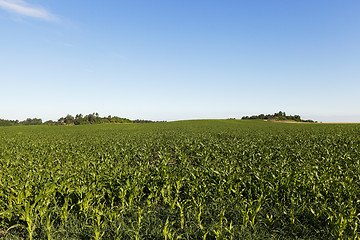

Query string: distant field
0 120 359 239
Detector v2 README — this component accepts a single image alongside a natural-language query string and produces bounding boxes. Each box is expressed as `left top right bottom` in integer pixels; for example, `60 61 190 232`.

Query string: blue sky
0 0 359 122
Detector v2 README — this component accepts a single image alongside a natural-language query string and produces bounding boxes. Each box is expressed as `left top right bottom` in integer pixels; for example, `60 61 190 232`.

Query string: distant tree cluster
0 118 42 126
47 113 133 125
242 111 315 122
132 119 167 123
21 118 43 125
0 113 134 127
1 114 169 127
0 119 16 126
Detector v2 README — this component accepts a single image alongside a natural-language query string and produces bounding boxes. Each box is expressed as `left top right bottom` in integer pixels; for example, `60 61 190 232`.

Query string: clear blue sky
1 0 359 122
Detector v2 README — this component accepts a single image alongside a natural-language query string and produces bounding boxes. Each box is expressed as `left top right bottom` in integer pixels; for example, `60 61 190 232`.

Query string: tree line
0 113 165 126
0 118 43 126
242 111 316 122
53 113 132 125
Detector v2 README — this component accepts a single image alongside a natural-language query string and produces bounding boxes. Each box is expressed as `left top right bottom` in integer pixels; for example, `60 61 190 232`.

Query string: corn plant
0 120 359 239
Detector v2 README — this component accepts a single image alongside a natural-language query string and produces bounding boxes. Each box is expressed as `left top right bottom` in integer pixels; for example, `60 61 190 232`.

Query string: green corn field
0 120 359 239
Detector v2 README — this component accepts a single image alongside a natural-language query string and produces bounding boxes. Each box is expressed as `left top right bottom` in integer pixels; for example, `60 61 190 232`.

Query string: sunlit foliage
0 120 359 239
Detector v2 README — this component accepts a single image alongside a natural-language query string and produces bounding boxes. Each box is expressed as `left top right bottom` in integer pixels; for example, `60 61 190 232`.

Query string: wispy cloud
0 0 58 21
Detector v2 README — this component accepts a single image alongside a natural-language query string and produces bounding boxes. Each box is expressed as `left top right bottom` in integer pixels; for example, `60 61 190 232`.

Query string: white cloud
0 0 58 21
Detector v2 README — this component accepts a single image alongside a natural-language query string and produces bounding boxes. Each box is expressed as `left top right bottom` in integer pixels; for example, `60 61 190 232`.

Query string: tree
74 114 84 125
21 118 42 125
44 120 55 126
0 119 13 126
57 117 65 125
64 115 74 125
86 114 96 124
